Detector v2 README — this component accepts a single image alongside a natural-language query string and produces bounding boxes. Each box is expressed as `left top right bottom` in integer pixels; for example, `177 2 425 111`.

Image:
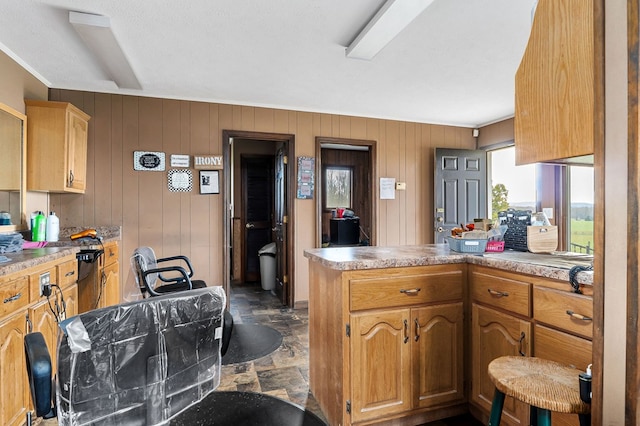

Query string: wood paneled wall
47 89 475 302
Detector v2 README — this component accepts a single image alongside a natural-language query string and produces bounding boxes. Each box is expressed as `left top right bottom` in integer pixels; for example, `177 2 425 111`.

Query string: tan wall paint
603 0 626 422
0 51 48 113
477 118 514 149
0 50 50 223
42 90 475 303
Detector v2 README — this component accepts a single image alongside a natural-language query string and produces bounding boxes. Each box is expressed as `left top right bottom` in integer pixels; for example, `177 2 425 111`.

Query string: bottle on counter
32 211 46 242
46 212 60 242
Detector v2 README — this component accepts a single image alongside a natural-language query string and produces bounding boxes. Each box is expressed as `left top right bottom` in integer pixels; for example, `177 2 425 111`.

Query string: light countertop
303 244 594 286
0 226 122 277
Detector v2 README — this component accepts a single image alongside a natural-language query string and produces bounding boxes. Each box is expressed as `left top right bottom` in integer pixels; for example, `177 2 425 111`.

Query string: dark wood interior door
274 144 287 304
242 155 274 282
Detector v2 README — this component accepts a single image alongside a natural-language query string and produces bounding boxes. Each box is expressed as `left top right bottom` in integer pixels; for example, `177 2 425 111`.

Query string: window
568 165 594 254
324 166 352 209
487 146 537 221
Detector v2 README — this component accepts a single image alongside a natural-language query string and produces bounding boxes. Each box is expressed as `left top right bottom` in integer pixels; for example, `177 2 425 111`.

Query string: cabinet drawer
470 270 531 317
350 269 463 311
102 242 118 267
57 260 78 288
533 286 593 339
0 276 29 318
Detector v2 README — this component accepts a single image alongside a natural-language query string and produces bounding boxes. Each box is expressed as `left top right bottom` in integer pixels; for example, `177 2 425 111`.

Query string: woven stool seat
488 356 591 417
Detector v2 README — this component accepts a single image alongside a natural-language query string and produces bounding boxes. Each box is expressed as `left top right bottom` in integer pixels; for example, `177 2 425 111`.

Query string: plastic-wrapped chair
24 287 226 426
130 246 233 356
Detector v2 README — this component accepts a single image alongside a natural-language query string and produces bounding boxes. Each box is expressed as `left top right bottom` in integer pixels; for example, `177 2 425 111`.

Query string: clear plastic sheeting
56 286 226 426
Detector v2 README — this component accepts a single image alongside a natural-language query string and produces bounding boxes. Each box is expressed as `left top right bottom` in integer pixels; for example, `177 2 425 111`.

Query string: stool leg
535 408 551 426
578 414 591 426
530 405 537 425
488 389 505 426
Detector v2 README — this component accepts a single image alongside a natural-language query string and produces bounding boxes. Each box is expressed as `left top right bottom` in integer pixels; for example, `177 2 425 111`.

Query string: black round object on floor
221 324 283 365
171 391 326 425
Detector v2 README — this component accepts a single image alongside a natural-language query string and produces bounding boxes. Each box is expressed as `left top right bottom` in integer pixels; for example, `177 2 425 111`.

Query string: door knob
245 223 255 229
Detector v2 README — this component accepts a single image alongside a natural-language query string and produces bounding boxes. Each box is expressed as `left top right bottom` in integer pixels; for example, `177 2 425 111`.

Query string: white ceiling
0 0 537 128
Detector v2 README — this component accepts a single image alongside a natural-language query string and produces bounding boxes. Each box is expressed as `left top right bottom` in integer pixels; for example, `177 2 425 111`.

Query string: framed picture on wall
199 170 219 194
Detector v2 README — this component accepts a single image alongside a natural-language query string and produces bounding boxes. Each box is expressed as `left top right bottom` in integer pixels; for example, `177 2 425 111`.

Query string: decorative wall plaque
170 154 190 168
194 155 223 169
134 151 166 171
296 156 314 199
167 169 193 192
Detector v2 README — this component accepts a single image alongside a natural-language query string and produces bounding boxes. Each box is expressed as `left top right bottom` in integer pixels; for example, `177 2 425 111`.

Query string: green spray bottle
32 211 46 242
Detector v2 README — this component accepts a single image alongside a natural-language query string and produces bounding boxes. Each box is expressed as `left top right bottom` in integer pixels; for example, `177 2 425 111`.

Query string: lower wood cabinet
0 252 78 426
469 265 593 426
309 263 466 426
78 241 120 312
0 311 29 426
350 302 464 423
471 303 531 426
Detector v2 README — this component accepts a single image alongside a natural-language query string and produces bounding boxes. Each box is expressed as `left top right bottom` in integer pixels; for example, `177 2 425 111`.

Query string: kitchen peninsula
304 244 593 426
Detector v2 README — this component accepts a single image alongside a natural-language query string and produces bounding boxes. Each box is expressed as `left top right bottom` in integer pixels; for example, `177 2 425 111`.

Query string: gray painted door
434 148 487 243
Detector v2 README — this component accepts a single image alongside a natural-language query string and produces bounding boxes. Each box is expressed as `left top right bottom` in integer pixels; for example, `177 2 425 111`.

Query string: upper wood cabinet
25 100 90 193
514 0 596 165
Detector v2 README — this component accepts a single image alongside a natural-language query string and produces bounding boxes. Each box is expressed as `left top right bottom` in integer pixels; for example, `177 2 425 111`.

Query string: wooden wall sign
194 155 223 169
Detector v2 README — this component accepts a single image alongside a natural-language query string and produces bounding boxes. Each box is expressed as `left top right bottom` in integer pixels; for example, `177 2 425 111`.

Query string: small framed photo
199 170 220 194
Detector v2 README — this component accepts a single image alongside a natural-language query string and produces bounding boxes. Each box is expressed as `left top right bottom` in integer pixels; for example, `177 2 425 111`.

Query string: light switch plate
395 182 407 190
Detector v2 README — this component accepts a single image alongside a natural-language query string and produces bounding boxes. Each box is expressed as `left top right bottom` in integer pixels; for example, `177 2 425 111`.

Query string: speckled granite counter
0 246 81 277
303 243 594 286
48 225 122 246
1 226 122 277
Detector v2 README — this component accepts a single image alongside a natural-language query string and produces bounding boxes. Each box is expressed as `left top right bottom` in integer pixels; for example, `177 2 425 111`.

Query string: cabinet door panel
0 312 29 426
534 324 592 426
472 303 531 426
350 309 411 422
413 302 464 408
102 261 120 308
67 111 88 191
29 300 58 372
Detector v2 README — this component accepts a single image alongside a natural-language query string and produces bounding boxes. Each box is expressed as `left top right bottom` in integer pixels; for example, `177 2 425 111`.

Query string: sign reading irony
193 155 223 170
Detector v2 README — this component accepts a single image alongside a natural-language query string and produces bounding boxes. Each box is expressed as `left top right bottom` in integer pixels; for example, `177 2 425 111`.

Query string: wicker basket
445 236 488 253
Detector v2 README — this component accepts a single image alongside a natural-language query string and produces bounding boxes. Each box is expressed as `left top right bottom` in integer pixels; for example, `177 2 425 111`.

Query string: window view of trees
488 147 594 254
325 167 352 209
488 147 536 221
568 165 594 254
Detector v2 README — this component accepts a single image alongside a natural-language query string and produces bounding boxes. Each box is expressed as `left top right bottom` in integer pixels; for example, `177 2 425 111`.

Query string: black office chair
131 246 233 356
130 246 207 296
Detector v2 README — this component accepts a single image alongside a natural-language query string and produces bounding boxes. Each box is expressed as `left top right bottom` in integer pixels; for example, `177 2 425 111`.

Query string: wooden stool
487 356 591 426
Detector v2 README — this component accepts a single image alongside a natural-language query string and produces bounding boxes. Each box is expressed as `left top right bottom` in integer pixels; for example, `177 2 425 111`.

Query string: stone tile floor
218 282 326 421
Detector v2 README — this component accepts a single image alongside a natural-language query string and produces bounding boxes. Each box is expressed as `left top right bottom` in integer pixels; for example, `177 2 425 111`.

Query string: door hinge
346 323 350 337
283 215 288 224
283 275 289 284
283 155 288 164
346 400 351 414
